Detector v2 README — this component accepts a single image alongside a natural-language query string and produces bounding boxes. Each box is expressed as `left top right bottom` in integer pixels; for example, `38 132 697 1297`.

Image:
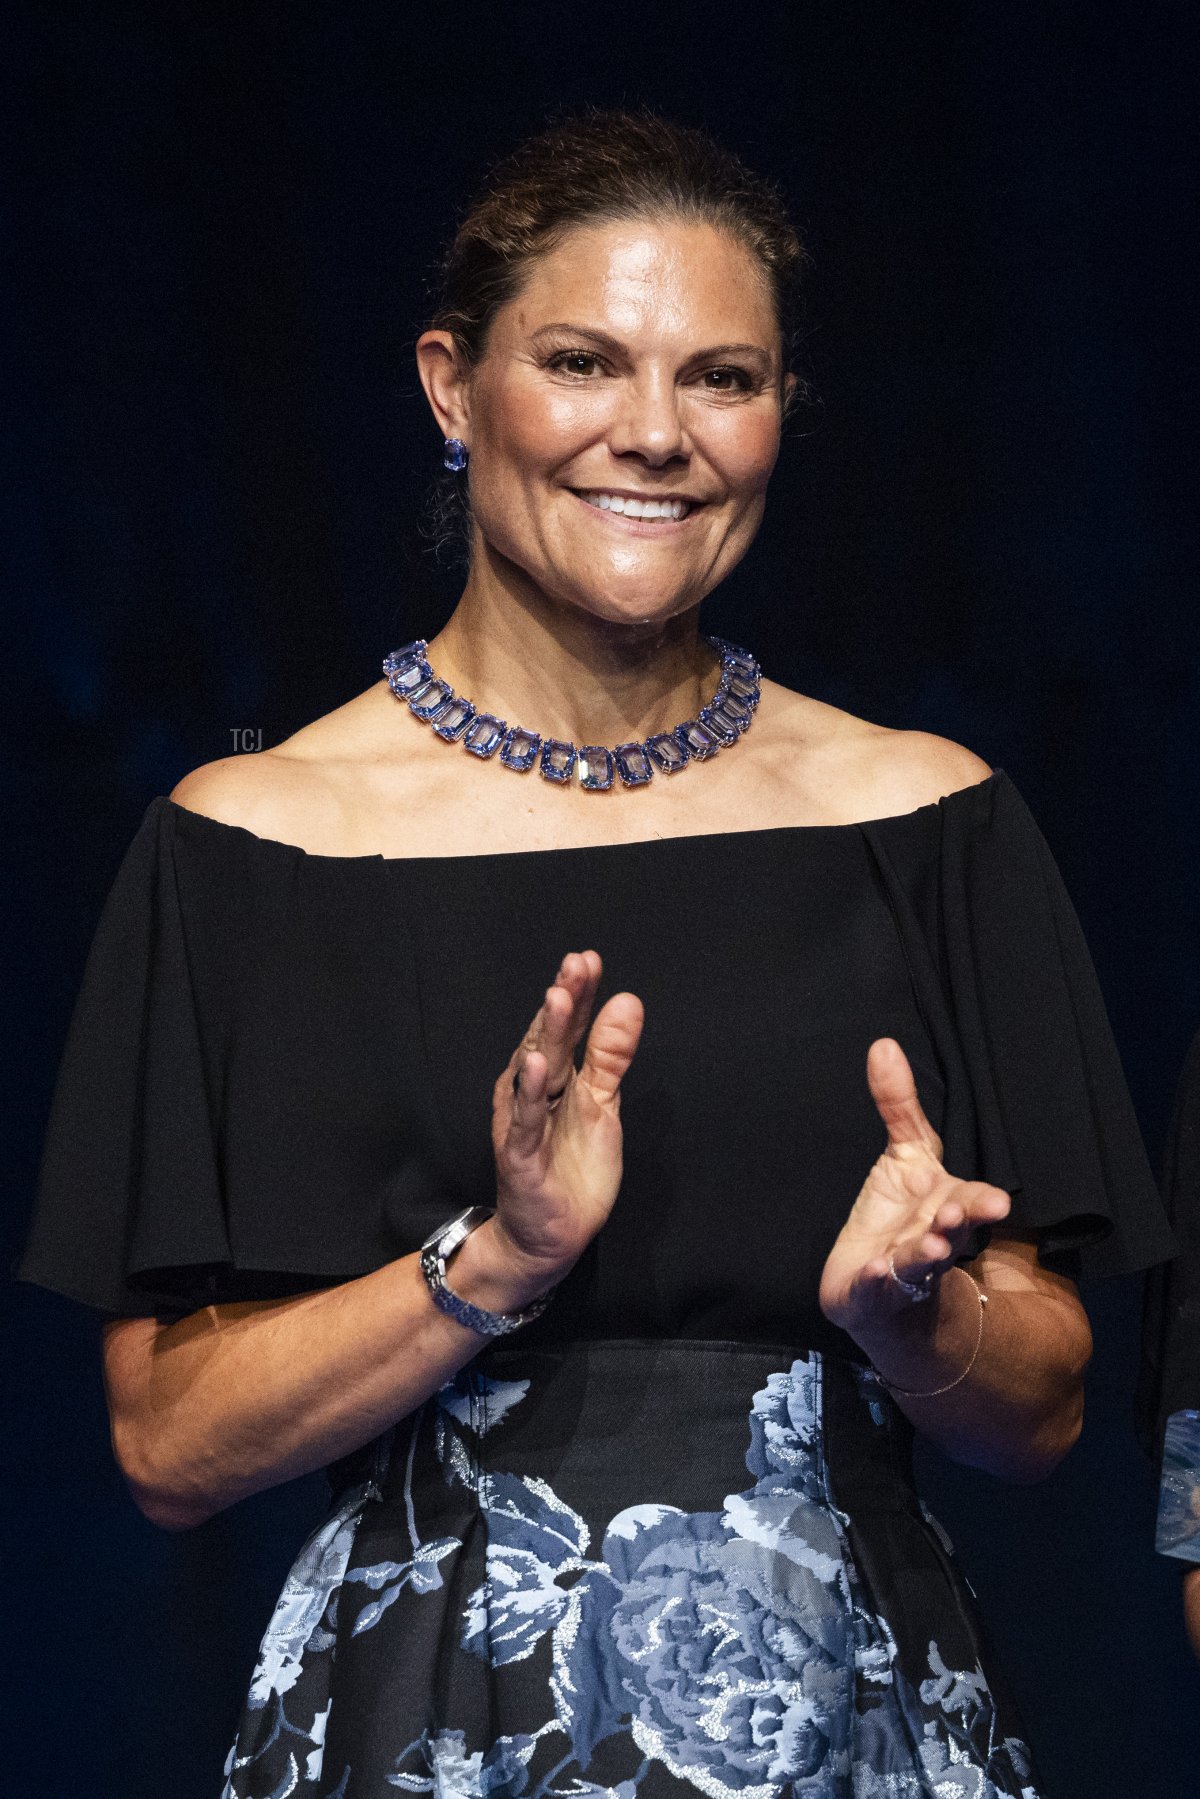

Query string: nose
609 368 689 468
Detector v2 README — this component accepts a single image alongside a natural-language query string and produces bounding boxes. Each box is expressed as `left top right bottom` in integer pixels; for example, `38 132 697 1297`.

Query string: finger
513 986 574 1101
578 991 645 1103
844 1252 940 1324
504 951 603 1094
505 1049 555 1159
891 1234 956 1286
540 951 603 1079
889 1183 1011 1286
931 1183 1011 1238
866 1038 944 1158
522 956 602 1101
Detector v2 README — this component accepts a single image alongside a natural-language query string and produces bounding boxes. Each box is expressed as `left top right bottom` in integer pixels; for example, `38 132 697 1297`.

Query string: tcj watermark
229 728 263 753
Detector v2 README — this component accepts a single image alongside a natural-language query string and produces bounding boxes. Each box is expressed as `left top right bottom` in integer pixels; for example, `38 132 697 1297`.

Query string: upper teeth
582 492 689 520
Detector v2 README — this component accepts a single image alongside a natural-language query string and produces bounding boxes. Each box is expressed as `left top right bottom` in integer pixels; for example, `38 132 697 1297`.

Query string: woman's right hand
486 950 644 1301
103 954 642 1529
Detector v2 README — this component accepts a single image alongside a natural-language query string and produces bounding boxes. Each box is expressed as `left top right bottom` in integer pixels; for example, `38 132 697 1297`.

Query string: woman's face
452 216 788 627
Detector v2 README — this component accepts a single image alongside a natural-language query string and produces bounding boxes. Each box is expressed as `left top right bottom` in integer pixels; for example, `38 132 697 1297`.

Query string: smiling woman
416 112 802 622
19 110 1173 1799
419 218 786 624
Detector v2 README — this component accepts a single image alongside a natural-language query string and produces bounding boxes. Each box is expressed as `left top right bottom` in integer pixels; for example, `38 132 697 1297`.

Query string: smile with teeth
577 491 693 521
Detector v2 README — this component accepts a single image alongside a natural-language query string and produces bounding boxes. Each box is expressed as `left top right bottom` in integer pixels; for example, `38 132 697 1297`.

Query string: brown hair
423 110 807 558
431 108 807 371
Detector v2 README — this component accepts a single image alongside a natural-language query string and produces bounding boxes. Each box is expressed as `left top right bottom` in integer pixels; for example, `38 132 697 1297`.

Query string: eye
700 366 753 393
547 350 606 378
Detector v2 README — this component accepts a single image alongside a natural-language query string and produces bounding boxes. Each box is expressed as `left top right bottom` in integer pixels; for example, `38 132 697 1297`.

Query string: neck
427 555 721 747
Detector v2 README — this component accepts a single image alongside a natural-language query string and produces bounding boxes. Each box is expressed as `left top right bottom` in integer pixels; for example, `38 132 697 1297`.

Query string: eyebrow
529 324 775 364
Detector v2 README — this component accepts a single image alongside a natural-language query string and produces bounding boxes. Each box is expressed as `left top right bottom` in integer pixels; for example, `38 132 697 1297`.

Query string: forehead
500 216 779 349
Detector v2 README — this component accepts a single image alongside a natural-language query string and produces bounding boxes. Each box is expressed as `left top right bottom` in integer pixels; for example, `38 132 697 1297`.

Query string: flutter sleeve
1138 1032 1200 1559
860 770 1175 1280
18 798 234 1315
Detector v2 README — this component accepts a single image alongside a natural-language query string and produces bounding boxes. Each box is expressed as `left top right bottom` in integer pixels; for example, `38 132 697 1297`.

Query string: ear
781 371 799 419
416 330 472 444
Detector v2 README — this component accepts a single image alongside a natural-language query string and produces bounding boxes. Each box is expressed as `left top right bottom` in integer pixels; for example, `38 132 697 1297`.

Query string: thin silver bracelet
874 1265 989 1399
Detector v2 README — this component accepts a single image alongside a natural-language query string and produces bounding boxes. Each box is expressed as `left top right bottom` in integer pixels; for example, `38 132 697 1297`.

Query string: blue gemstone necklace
382 637 762 791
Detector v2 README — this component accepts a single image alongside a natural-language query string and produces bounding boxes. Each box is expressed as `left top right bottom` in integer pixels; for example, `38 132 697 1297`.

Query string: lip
567 489 704 533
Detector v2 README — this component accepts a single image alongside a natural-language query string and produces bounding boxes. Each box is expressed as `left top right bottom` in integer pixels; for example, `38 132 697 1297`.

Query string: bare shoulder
759 681 992 824
169 750 317 838
169 684 392 847
854 726 993 816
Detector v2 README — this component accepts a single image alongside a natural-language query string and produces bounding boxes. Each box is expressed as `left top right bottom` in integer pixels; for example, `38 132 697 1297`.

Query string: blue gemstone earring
443 438 468 473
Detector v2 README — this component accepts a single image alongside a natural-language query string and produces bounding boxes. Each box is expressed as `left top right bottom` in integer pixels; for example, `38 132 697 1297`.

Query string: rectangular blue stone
410 680 454 720
463 713 506 758
383 640 427 675
712 696 751 736
577 746 614 790
699 706 738 745
677 719 721 760
646 731 689 773
389 660 434 699
615 742 654 786
432 697 475 740
500 728 541 772
540 739 577 783
726 674 761 706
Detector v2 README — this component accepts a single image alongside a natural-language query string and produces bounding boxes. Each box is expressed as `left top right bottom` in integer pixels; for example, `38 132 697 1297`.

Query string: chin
558 584 700 632
547 559 706 625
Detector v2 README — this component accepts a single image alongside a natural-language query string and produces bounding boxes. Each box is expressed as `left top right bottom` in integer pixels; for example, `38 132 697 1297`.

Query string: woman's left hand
818 1038 1012 1341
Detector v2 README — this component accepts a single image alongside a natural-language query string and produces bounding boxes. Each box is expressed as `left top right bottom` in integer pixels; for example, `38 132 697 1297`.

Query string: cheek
480 381 602 479
705 411 782 498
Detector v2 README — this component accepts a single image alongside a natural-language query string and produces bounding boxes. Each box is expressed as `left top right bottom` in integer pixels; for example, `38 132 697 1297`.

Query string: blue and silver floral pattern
224 1348 1042 1799
1156 1408 1200 1564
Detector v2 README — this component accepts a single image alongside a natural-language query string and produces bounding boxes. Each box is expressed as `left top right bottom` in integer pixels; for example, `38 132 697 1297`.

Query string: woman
21 113 1174 1796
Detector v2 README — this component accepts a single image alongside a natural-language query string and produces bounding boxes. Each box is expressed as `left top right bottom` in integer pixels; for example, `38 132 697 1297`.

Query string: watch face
420 1206 493 1254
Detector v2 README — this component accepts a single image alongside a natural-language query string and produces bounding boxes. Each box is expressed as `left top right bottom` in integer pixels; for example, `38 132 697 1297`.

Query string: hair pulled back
423 110 807 558
431 109 807 370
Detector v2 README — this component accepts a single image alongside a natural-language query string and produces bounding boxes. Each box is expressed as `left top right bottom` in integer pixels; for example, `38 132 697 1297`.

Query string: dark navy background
4 2 1198 1791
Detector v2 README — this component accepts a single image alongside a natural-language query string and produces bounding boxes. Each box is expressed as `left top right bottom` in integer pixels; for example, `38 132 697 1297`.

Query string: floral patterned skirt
222 1340 1043 1799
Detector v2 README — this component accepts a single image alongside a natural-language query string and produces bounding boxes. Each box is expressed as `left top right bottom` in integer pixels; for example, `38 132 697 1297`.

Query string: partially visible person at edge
1140 1030 1200 1660
20 111 1175 1797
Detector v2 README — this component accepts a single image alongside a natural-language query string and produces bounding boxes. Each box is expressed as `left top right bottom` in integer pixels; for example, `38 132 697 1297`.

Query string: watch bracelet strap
419 1209 556 1337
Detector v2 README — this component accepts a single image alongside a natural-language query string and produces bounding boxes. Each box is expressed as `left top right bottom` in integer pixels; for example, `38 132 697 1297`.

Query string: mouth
570 488 701 525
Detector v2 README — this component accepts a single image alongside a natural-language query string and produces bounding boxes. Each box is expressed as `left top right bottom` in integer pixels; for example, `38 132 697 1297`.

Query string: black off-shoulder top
17 771 1174 1352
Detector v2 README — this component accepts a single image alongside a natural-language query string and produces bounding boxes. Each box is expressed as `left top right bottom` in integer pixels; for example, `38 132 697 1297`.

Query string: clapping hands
489 951 644 1298
818 1038 1011 1338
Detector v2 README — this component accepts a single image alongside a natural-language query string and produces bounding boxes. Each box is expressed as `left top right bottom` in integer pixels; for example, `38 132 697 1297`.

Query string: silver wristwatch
419 1206 555 1337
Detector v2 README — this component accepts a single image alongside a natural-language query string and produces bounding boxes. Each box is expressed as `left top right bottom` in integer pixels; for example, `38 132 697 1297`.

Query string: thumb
866 1038 943 1158
579 992 645 1103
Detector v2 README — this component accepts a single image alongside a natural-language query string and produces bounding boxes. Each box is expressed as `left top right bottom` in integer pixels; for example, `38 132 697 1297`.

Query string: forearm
852 1253 1092 1481
105 1219 556 1529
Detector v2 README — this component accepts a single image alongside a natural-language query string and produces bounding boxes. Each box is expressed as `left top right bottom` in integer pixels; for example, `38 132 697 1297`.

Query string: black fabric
224 1342 1047 1796
1138 1030 1200 1463
18 770 1172 1327
860 771 1175 1279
